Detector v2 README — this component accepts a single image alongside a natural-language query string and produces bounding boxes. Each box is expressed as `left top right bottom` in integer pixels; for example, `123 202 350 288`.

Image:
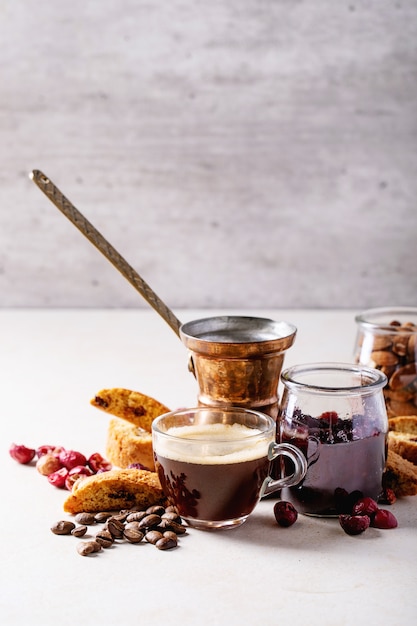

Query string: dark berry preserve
279 409 387 516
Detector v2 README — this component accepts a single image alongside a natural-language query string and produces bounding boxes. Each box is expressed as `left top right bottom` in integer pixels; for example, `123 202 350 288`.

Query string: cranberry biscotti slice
388 414 417 467
383 449 417 497
388 432 417 465
106 417 155 471
63 468 165 514
90 388 170 431
388 415 417 435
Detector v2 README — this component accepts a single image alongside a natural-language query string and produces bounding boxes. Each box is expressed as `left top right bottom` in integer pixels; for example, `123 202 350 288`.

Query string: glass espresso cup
152 407 307 530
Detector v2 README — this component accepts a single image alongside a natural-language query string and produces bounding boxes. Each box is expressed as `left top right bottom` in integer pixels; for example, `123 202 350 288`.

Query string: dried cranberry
47 467 69 489
65 470 89 490
371 509 398 529
339 514 370 535
334 488 351 513
128 462 150 471
318 411 338 425
68 465 92 477
274 501 298 527
65 474 77 490
334 488 365 514
9 443 36 464
36 445 53 458
348 490 364 506
58 449 87 470
378 487 397 505
65 465 91 489
352 497 379 517
51 446 66 457
88 452 112 473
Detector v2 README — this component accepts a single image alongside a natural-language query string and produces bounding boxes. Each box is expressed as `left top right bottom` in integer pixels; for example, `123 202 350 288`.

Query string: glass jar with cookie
354 307 417 417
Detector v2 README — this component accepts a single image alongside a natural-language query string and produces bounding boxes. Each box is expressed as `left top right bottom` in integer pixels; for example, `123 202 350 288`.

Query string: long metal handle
30 169 182 338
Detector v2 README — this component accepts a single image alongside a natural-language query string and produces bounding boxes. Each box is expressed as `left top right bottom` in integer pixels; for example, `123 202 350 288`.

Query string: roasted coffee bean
170 520 187 534
123 526 144 544
74 512 96 526
155 536 177 550
124 521 141 531
126 511 148 523
95 529 114 548
138 514 162 529
77 540 102 556
146 505 165 516
157 519 172 531
161 511 182 523
51 505 187 557
159 519 187 535
51 520 76 535
94 511 114 523
71 525 88 538
105 517 125 539
163 531 178 543
119 508 138 516
145 530 163 545
165 505 179 514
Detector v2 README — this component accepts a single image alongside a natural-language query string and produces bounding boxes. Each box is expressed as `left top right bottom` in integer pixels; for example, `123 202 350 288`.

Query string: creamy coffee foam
155 422 271 465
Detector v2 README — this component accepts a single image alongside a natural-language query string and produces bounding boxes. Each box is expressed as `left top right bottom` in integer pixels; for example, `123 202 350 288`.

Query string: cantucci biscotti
106 417 154 470
383 448 417 497
63 468 165 514
90 388 170 431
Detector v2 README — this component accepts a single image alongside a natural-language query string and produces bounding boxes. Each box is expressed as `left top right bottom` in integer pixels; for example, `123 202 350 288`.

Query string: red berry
68 465 92 477
64 474 77 490
36 445 54 458
47 467 69 489
339 514 370 535
51 446 66 457
65 468 90 491
274 501 298 527
352 497 379 517
58 449 87 470
127 462 150 471
318 411 338 424
348 490 364 506
371 509 398 529
88 452 112 473
36 445 52 457
334 488 351 513
9 443 36 464
379 487 397 505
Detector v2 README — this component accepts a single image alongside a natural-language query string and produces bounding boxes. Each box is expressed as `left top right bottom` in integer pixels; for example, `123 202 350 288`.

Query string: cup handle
260 442 308 498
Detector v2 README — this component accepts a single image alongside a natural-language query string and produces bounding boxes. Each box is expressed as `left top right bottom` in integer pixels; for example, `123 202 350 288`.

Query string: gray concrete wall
1 0 416 309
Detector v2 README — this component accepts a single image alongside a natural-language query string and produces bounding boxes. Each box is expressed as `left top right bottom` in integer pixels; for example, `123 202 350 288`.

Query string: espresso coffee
154 423 271 523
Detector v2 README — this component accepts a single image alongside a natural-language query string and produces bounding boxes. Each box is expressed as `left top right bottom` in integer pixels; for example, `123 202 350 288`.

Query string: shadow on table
209 503 383 551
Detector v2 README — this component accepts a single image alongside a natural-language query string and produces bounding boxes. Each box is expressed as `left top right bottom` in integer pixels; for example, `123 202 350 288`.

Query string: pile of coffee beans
51 504 187 556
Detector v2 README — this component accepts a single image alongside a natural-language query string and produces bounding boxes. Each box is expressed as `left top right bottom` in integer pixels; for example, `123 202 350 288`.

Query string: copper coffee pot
31 170 296 417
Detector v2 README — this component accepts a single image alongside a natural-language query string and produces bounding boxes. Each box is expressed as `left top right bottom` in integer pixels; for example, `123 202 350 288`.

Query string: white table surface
1 308 416 626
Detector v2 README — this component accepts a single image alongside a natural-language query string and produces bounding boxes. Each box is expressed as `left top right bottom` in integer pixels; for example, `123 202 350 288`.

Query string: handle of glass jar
260 442 308 498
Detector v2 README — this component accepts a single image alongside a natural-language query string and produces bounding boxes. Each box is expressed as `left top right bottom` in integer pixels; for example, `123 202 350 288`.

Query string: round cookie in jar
354 307 417 417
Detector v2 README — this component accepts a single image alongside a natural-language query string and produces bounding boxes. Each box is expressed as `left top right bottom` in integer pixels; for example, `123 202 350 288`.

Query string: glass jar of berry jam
277 362 388 516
